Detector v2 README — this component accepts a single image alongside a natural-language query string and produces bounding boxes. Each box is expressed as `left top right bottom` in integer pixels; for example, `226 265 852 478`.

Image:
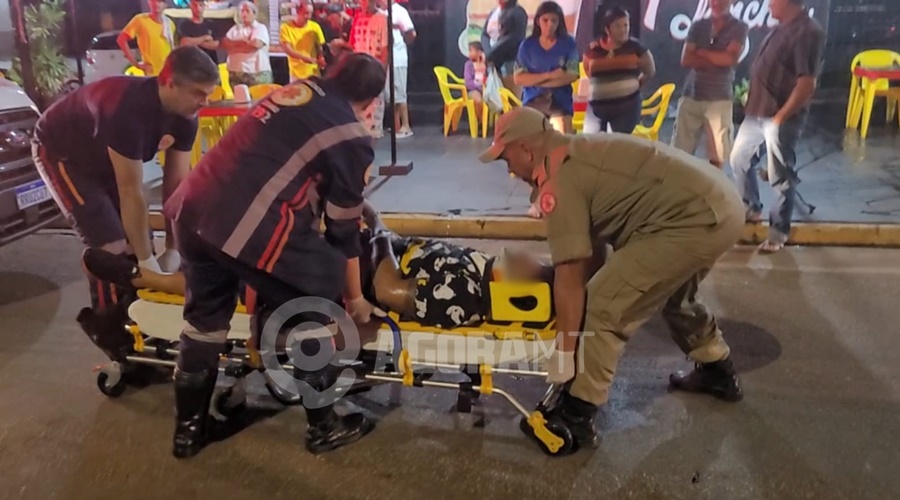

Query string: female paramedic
161 53 386 459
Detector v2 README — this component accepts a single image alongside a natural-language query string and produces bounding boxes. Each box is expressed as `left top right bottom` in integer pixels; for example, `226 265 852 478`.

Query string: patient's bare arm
362 200 386 234
362 200 416 316
371 233 417 317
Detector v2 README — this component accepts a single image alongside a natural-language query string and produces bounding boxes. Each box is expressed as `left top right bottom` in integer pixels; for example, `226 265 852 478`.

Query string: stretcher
91 283 579 456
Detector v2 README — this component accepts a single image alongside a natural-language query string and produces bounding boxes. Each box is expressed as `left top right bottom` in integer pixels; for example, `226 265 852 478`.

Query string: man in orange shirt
349 0 388 137
117 0 176 76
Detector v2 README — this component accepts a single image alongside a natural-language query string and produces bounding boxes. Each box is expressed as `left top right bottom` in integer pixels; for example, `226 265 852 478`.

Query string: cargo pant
568 197 745 406
32 141 136 312
671 97 734 167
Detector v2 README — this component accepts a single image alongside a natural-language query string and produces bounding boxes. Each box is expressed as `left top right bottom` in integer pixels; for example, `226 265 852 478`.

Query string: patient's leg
83 247 186 295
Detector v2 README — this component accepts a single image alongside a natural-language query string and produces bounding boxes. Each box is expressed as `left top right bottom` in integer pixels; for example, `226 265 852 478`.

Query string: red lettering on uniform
251 106 270 121
260 101 280 113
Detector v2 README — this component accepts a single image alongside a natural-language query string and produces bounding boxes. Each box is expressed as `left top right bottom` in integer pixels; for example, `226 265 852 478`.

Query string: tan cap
478 106 552 163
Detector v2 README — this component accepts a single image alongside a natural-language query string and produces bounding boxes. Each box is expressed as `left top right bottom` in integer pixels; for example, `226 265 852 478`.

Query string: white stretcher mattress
128 299 556 367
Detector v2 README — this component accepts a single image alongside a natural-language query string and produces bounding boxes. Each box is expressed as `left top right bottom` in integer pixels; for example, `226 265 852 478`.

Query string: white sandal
758 240 784 253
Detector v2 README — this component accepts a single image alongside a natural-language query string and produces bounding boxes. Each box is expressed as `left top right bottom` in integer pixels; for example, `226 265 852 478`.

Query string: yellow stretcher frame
89 290 576 456
135 289 558 342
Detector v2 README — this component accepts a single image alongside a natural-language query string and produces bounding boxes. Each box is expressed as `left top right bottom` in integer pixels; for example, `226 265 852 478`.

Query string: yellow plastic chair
192 86 229 166
632 83 676 142
573 61 587 133
500 87 521 111
846 50 900 138
434 66 479 137
218 63 233 100
479 87 524 137
481 99 494 138
248 83 282 100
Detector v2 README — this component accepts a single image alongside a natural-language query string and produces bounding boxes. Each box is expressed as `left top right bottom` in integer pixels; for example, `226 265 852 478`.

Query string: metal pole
386 0 397 164
376 0 413 177
9 0 44 109
68 0 84 84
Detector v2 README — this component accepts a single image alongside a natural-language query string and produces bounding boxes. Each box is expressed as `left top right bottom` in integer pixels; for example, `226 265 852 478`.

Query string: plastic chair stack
572 61 587 133
845 49 900 139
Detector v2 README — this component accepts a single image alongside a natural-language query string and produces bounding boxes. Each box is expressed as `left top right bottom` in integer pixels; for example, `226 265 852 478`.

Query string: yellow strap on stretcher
136 290 557 341
137 289 249 315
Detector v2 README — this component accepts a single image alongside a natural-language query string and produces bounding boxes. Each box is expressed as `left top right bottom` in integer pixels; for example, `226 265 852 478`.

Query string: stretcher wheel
211 383 247 420
97 371 127 398
263 377 303 406
519 415 576 457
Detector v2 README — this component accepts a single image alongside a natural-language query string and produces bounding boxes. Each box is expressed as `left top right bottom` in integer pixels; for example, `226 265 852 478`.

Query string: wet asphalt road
1 231 899 500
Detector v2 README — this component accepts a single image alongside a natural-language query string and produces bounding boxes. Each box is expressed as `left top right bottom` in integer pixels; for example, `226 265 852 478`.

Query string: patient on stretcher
82 203 554 329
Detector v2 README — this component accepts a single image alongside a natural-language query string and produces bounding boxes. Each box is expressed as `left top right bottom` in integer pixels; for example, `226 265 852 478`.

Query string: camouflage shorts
228 70 274 87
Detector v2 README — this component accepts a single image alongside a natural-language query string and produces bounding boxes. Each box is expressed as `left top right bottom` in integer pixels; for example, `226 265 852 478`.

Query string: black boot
172 368 218 459
76 304 133 362
82 248 140 289
298 367 374 454
546 390 601 449
304 409 375 454
669 357 743 402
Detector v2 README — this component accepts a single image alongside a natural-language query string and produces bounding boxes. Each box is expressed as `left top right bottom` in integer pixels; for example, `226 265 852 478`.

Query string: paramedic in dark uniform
32 46 218 351
479 107 745 452
163 53 386 459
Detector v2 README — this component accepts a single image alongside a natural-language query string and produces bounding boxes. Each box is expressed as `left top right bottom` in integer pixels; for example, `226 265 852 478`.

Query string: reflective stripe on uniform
325 200 363 220
221 122 370 257
182 323 230 344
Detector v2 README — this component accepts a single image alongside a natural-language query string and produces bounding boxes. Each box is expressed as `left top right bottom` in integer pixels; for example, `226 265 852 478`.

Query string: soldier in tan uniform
479 107 745 452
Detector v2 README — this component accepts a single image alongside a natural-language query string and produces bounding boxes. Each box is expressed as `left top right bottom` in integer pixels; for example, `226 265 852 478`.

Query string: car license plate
15 179 52 210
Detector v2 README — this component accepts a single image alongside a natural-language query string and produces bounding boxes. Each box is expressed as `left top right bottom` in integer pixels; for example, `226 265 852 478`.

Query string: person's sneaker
669 357 743 402
305 412 375 454
82 248 139 288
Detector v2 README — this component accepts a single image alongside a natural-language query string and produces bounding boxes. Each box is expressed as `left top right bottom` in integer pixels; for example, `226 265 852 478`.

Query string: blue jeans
729 116 803 242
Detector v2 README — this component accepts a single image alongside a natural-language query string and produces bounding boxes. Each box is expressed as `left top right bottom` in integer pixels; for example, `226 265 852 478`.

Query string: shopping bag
484 67 504 114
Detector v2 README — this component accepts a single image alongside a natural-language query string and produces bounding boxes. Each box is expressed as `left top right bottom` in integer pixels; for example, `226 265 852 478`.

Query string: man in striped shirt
671 0 748 168
162 53 386 458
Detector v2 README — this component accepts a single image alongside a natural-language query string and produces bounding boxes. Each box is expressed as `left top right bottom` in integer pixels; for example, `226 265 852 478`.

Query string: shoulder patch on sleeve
157 134 175 151
539 192 556 214
271 83 314 107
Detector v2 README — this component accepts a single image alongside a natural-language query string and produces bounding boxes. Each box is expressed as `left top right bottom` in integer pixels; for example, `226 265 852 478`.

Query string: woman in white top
221 1 273 86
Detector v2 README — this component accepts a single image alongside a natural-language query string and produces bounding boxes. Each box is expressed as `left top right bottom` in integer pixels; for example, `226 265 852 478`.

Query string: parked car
0 78 62 247
83 31 138 84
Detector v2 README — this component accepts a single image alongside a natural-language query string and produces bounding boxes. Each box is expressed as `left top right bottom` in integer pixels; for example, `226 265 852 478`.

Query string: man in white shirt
385 0 416 138
221 0 273 86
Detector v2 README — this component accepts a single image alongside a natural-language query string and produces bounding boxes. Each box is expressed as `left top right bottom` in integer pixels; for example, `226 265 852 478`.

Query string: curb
143 212 900 247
